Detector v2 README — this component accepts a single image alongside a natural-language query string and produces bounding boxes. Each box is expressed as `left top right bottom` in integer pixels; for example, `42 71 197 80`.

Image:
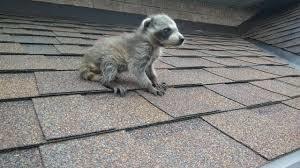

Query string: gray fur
80 14 184 96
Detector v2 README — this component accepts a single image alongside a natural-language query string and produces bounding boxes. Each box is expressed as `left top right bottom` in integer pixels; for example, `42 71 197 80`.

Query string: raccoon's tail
79 63 102 81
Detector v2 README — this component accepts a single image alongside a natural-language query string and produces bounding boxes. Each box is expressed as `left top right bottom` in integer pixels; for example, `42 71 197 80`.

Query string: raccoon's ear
141 17 152 30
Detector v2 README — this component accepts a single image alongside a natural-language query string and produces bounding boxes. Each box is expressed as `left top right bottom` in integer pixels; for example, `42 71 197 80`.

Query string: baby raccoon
80 14 184 96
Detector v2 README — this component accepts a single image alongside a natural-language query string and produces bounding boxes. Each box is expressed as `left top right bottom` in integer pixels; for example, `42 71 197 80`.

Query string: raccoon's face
141 14 184 47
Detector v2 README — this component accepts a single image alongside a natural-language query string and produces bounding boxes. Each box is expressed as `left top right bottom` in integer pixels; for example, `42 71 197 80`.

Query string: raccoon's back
86 35 131 65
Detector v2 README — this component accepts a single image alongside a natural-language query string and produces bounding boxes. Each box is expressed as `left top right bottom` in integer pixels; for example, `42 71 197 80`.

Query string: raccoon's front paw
149 86 165 96
112 86 127 97
154 82 167 91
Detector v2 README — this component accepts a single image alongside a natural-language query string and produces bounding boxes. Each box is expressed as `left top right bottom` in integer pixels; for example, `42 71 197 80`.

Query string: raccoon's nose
179 37 184 45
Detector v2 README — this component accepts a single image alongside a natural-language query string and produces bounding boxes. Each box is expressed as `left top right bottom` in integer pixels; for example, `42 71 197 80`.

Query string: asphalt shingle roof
0 13 299 167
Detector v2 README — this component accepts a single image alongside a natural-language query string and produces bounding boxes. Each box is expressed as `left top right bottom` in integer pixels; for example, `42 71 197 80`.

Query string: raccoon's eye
163 28 171 33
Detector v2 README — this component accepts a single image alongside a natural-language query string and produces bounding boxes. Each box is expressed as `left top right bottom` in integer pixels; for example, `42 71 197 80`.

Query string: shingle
2 28 55 36
82 33 103 39
46 56 80 70
0 43 25 54
237 45 261 51
0 55 50 70
154 60 173 69
55 45 88 55
161 57 221 68
40 122 266 168
85 92 171 129
247 50 275 56
33 94 112 139
0 22 20 28
200 50 238 57
0 101 44 150
0 73 39 99
56 37 95 45
235 56 285 65
0 55 80 71
207 83 288 106
176 43 205 50
204 57 254 66
0 18 33 24
76 28 107 34
53 31 88 38
34 71 109 94
277 77 300 86
260 57 289 65
17 23 50 30
12 35 60 44
164 49 209 56
226 50 260 56
0 148 43 168
213 45 245 50
128 119 266 167
23 44 60 54
40 131 138 168
205 67 278 81
251 80 300 97
47 26 79 32
0 34 13 42
203 104 300 159
138 87 243 117
157 69 232 86
283 97 300 109
253 66 300 76
194 44 225 50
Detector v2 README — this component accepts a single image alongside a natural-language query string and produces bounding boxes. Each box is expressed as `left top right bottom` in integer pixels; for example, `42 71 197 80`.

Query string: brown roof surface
0 13 299 167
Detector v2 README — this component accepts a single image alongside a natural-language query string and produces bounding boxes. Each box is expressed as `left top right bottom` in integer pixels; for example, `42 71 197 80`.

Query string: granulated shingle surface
157 69 232 86
251 79 300 97
161 57 221 68
0 34 13 42
33 94 113 139
2 28 55 36
0 73 39 99
23 44 60 54
40 131 138 168
128 119 266 168
53 31 88 38
0 55 80 71
40 121 266 168
205 67 278 81
34 71 109 94
0 101 44 150
207 83 288 106
138 87 243 117
283 97 300 109
154 60 173 69
164 49 210 56
56 37 95 45
85 92 171 128
12 35 60 44
200 50 238 57
277 77 300 86
54 44 88 55
235 56 284 65
203 104 300 159
0 148 43 168
253 65 300 76
203 57 254 66
0 43 25 54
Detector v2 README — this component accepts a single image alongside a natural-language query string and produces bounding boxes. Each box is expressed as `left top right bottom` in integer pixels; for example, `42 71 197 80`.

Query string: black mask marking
154 27 173 41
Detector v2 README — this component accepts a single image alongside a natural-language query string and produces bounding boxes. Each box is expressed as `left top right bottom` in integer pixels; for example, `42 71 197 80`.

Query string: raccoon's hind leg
101 63 127 96
79 63 102 81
